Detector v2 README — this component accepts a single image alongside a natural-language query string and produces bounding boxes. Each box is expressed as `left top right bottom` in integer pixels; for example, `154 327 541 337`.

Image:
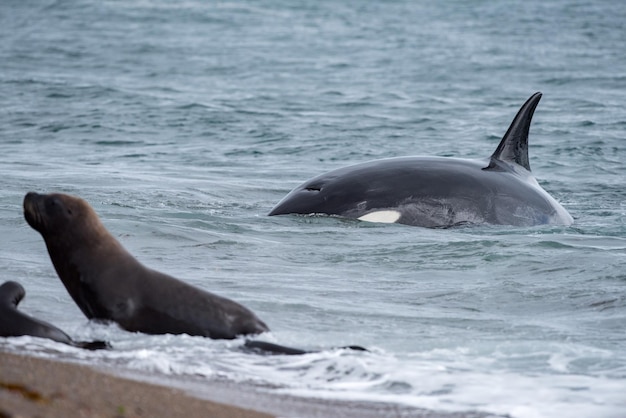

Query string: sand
0 351 274 418
0 350 495 418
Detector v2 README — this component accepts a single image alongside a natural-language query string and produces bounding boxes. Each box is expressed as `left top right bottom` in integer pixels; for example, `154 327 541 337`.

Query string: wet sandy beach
0 350 493 418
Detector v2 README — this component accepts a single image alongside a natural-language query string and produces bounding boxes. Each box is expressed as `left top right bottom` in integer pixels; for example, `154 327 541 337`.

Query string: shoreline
0 350 273 418
0 350 495 418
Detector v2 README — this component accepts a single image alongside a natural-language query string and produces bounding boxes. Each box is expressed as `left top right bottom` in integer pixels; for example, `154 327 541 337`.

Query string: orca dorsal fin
488 92 542 172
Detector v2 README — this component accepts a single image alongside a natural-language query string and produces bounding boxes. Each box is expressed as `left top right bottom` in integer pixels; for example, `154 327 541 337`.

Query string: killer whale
0 281 109 350
269 92 573 228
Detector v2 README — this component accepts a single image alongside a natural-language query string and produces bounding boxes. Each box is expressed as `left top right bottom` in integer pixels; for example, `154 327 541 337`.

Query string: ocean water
1 0 625 417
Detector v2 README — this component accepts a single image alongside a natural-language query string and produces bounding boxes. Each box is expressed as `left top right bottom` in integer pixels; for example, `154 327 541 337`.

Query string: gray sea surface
1 1 625 417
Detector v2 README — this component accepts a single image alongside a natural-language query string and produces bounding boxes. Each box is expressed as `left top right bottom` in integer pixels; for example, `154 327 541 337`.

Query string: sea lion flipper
340 345 368 352
72 340 111 350
243 340 310 355
243 340 368 355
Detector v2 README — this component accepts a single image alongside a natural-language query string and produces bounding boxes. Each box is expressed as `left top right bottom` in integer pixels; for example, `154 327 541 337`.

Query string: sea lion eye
67 208 73 215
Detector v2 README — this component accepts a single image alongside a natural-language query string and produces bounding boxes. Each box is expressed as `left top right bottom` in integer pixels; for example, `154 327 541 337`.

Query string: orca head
269 177 337 216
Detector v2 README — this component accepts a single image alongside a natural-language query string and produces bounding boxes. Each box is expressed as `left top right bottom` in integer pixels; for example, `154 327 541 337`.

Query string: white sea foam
8 333 624 418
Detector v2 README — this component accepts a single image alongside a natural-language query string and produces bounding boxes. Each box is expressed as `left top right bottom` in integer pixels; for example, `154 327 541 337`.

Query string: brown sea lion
0 280 109 350
23 192 269 339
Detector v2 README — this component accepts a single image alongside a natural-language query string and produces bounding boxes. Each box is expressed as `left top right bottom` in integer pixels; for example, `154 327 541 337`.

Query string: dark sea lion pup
0 281 109 350
23 192 269 340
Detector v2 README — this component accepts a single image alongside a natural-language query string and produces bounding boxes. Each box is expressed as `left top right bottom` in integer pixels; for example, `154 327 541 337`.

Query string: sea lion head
0 281 25 307
23 192 106 245
23 192 124 321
